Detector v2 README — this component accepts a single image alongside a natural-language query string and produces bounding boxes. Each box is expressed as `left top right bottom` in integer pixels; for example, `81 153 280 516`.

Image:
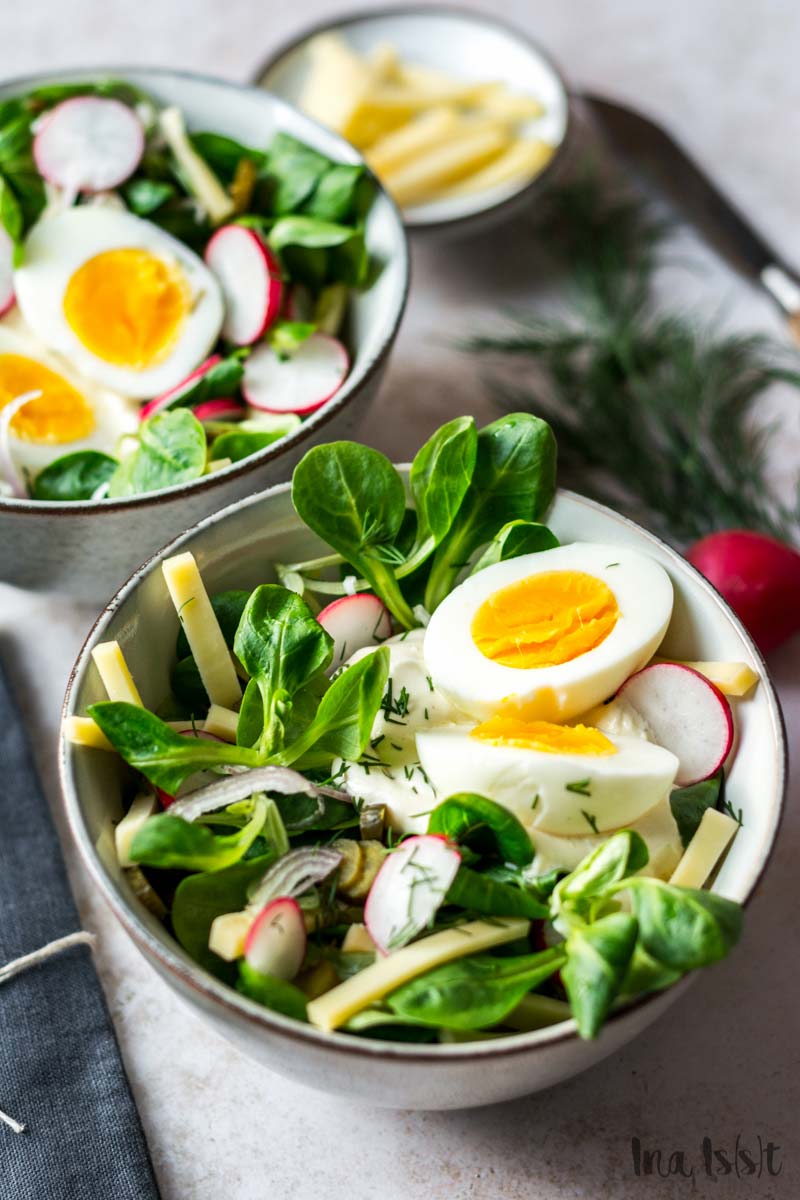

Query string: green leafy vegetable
471 520 559 574
403 416 478 573
166 352 246 411
88 702 259 793
303 163 371 224
31 450 119 501
107 409 207 498
176 589 250 659
669 772 723 848
269 216 368 287
446 867 548 920
424 413 557 611
553 830 649 916
236 961 308 1021
624 878 742 971
386 947 565 1031
282 646 389 767
428 793 534 867
129 795 267 872
172 855 273 979
561 912 639 1038
123 178 175 215
292 442 415 626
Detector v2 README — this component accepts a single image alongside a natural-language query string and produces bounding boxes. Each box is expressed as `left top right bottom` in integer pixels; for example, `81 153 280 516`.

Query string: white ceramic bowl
0 68 408 599
255 6 571 234
59 478 786 1110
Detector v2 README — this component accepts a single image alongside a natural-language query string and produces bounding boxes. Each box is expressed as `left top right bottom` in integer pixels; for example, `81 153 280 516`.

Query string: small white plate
255 6 571 234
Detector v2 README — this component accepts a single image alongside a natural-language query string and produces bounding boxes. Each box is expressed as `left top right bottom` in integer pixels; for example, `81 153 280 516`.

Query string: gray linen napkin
0 658 161 1199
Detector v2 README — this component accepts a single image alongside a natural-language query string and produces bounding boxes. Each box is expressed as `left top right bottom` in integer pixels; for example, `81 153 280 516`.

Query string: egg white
13 207 224 399
423 543 674 723
0 323 138 473
416 724 679 836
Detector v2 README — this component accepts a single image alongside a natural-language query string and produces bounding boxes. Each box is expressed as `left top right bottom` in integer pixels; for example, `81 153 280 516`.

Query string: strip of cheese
341 923 377 955
367 106 461 175
438 138 553 198
504 992 571 1031
91 640 143 706
301 35 395 136
306 917 529 1032
209 911 252 961
382 125 512 207
669 808 740 888
162 552 241 709
206 457 231 473
653 657 759 697
115 792 157 868
203 704 240 743
480 85 546 122
159 106 234 225
63 716 114 751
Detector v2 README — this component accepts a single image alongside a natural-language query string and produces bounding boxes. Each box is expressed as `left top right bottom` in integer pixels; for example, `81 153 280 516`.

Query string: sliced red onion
168 765 349 823
248 846 343 912
0 391 42 498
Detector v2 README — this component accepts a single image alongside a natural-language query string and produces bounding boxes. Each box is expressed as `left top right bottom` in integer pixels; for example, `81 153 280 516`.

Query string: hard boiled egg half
14 208 224 399
423 543 673 722
0 324 137 476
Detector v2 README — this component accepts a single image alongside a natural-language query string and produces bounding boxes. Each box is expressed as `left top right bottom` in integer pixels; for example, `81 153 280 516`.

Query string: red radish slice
284 283 313 322
243 333 348 416
139 354 222 421
204 225 283 346
33 97 144 193
365 835 461 956
244 896 307 979
318 593 392 670
0 227 14 317
618 663 733 786
687 530 800 654
192 397 244 423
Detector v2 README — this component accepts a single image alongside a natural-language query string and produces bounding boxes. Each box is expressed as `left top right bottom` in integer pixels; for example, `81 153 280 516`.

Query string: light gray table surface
1 2 799 1196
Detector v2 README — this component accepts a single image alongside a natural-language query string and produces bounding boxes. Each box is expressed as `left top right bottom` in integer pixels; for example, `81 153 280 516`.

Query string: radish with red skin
192 398 244 423
243 333 348 416
33 97 144 193
139 354 223 421
0 227 14 317
365 834 461 955
318 593 392 669
244 896 307 980
618 662 733 786
204 226 283 346
687 529 800 654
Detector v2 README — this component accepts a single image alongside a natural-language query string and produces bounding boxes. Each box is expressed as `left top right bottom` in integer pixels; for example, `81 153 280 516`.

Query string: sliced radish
0 227 14 317
192 397 244 423
618 663 734 786
364 835 461 956
244 896 307 979
139 355 222 421
318 593 392 670
205 225 283 346
243 333 348 416
33 97 144 193
284 283 313 322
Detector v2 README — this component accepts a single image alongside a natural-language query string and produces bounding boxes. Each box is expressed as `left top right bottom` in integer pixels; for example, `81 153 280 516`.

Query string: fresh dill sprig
466 171 800 544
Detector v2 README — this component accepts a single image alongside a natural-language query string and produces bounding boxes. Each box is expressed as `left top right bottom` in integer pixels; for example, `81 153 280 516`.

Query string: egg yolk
63 247 190 369
471 570 619 669
0 354 94 443
471 716 617 756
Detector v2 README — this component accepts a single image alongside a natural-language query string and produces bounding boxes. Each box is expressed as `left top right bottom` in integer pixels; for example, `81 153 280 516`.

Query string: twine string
0 930 96 1134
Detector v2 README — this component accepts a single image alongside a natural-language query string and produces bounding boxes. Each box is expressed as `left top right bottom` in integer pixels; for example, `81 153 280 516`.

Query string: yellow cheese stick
366 106 461 175
382 125 512 207
115 792 157 868
479 84 546 122
63 715 114 751
653 657 759 697
345 82 501 149
438 138 554 198
162 552 241 709
209 910 252 961
669 808 740 888
302 35 395 135
159 107 234 225
203 704 240 743
307 917 529 1031
91 640 143 706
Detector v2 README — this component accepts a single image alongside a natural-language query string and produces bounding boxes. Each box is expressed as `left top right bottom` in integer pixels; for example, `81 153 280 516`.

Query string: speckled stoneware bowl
0 68 408 600
254 5 571 235
59 478 786 1110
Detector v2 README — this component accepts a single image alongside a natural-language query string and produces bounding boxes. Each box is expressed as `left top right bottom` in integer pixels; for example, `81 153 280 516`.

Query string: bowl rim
0 65 410 516
250 2 573 234
59 478 788 1063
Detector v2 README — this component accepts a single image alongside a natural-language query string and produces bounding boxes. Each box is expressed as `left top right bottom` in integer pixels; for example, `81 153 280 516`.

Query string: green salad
0 79 375 502
67 414 749 1042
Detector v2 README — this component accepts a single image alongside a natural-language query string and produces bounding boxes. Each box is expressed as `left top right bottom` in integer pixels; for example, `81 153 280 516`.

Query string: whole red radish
686 530 800 654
